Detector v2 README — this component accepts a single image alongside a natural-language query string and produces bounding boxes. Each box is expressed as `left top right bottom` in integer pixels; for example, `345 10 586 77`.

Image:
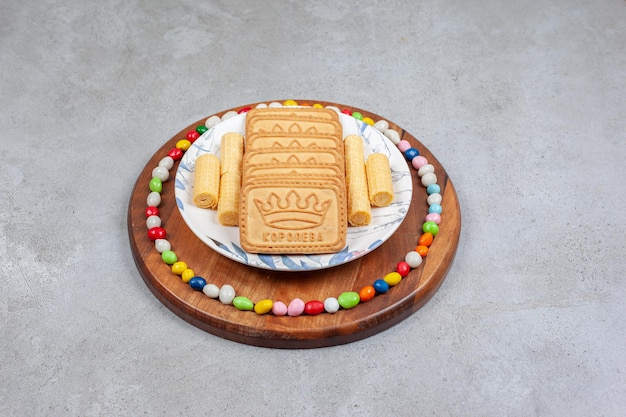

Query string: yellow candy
181 268 195 283
254 299 274 315
312 103 324 109
283 99 298 106
362 117 375 126
383 271 402 286
176 139 192 151
171 261 188 275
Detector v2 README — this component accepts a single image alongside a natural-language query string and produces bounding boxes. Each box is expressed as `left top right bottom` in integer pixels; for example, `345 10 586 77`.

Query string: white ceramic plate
174 110 412 271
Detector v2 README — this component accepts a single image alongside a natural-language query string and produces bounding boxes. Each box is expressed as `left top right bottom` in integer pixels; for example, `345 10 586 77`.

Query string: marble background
1 0 624 416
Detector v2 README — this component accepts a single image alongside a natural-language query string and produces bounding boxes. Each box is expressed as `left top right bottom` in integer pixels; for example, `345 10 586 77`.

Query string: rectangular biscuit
239 178 347 254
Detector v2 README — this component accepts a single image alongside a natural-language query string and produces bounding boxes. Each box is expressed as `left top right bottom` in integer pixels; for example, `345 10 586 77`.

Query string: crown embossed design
254 190 331 230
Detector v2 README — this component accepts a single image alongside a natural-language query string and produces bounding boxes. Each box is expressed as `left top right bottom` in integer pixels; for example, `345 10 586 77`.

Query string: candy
238 106 252 114
358 286 376 302
404 148 420 161
147 227 166 241
167 148 183 160
171 261 187 275
219 285 236 305
415 245 429 257
396 261 411 277
272 301 288 316
158 156 174 170
384 129 401 145
181 269 195 283
417 164 435 176
373 119 389 132
205 115 221 128
427 193 442 205
405 251 423 268
187 130 200 141
411 156 428 170
149 177 162 193
146 215 161 229
151 166 169 182
254 299 273 315
145 206 159 217
233 296 254 311
426 184 441 195
383 271 402 287
147 191 161 207
287 298 305 316
351 111 363 120
189 277 206 291
154 239 170 253
425 213 441 224
304 300 324 315
423 221 439 236
428 203 442 214
202 284 220 298
283 99 298 106
373 279 390 294
338 292 360 309
176 139 191 151
196 125 208 135
397 140 411 153
421 172 437 187
418 233 434 247
221 110 238 120
161 250 177 265
324 297 340 313
362 117 375 125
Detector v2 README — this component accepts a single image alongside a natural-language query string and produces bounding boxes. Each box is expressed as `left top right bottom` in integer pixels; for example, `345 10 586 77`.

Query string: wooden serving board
127 101 461 349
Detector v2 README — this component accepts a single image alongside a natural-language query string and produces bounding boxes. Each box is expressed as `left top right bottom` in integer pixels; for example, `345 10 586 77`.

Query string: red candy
168 148 183 160
147 227 166 241
341 108 352 115
238 106 252 114
145 206 159 217
304 300 324 315
186 131 200 142
396 261 411 277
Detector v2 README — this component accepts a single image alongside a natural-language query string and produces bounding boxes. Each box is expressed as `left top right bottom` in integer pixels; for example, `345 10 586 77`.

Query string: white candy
146 215 161 229
219 284 236 304
324 297 340 314
255 103 268 108
147 191 161 207
151 166 169 182
158 156 174 170
384 128 401 145
154 239 171 253
417 164 435 177
427 193 442 205
221 110 238 120
202 284 220 298
405 251 423 268
373 120 389 133
205 115 221 128
421 172 438 187
268 101 282 107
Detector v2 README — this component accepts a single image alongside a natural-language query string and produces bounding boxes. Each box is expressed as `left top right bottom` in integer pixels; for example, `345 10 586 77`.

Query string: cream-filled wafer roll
217 171 240 226
366 153 394 207
344 135 371 226
193 154 220 209
220 132 244 175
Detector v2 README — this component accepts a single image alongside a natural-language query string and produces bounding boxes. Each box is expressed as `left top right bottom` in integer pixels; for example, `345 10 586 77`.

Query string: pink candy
412 155 428 169
397 139 411 152
272 301 288 316
425 213 441 224
287 298 305 316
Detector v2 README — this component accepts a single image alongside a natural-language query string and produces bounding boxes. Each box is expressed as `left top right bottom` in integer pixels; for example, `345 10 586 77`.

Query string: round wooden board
127 101 461 349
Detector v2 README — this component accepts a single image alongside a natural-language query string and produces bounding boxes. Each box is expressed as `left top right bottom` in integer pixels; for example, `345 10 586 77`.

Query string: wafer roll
344 135 371 226
220 132 244 175
192 153 220 209
366 153 394 207
217 171 241 226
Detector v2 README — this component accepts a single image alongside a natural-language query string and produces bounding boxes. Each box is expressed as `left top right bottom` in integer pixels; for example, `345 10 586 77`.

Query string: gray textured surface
1 0 625 416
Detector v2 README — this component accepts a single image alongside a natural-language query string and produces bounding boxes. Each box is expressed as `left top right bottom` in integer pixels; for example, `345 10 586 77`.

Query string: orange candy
418 232 434 247
358 285 376 302
415 245 429 257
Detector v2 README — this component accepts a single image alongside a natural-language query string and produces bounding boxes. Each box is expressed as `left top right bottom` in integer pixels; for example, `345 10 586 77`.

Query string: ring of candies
144 100 443 316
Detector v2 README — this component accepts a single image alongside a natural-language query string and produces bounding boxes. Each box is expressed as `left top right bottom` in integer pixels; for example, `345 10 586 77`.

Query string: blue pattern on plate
258 254 276 269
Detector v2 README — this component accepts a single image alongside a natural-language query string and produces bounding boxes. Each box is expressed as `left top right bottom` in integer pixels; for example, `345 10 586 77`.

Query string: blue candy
189 276 207 291
426 184 440 195
373 279 390 294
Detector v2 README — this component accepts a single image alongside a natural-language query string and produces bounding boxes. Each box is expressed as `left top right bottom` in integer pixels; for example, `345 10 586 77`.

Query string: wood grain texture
127 101 461 349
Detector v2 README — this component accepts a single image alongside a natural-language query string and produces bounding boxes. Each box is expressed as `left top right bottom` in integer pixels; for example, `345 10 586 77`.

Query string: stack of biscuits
239 107 347 254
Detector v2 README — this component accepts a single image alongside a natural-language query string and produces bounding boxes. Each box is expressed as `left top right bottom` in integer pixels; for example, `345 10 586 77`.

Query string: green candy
233 296 254 311
338 292 360 309
196 125 208 135
161 250 177 265
149 177 163 193
422 221 439 236
351 111 363 120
